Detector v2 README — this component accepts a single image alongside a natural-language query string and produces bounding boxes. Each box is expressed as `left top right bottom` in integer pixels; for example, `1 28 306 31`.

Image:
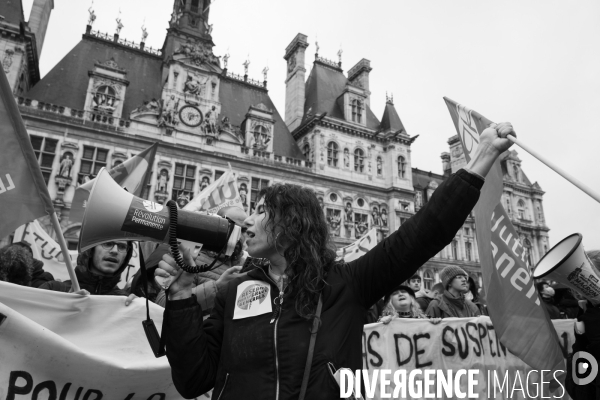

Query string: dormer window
252 124 271 150
93 85 117 114
351 99 363 123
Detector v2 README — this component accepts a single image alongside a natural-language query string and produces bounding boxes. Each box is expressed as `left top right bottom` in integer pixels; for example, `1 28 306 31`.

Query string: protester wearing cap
40 241 133 295
426 266 480 318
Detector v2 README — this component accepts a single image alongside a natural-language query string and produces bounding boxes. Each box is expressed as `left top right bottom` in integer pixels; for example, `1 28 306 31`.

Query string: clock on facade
179 105 203 127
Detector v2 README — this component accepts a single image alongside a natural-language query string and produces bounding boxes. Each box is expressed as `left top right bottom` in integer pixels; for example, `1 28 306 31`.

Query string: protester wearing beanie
426 265 480 319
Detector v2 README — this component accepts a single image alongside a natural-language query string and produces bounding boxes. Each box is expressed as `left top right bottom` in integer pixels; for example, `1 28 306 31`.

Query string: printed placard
121 198 170 240
233 280 272 320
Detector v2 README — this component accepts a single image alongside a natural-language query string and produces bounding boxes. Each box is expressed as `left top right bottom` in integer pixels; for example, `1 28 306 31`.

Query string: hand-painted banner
0 281 572 400
183 167 243 214
361 317 573 400
336 228 378 262
13 220 140 288
444 97 565 375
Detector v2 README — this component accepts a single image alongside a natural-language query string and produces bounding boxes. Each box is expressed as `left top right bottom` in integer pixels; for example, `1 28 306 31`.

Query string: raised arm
347 123 515 307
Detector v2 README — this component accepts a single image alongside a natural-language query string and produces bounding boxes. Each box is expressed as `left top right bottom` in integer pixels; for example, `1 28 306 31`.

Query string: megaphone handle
165 201 232 274
507 134 600 204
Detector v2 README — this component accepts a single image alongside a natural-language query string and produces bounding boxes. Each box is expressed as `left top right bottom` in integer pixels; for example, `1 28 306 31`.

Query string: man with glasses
40 241 133 296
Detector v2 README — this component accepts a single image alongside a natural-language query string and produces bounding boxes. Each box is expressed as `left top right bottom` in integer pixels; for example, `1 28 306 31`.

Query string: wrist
466 143 500 177
169 287 193 301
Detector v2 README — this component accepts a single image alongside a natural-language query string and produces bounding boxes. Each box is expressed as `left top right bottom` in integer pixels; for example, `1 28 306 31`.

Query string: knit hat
440 266 468 289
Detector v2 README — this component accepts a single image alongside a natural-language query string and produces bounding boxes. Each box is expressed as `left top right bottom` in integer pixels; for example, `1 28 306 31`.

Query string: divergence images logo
142 200 163 213
573 351 599 385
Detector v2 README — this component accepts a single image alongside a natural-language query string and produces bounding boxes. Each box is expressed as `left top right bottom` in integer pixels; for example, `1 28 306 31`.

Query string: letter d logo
573 351 599 385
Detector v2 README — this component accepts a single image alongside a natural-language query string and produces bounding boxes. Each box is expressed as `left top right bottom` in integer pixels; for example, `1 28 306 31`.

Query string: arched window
302 144 310 161
517 199 526 219
93 85 117 113
505 197 512 214
423 271 434 290
354 148 364 172
376 156 383 175
351 99 363 123
327 142 339 167
398 156 406 178
451 240 458 259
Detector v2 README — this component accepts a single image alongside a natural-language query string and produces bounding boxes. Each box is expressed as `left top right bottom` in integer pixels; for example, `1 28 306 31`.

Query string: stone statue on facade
205 106 218 135
183 74 202 95
343 148 349 168
156 170 168 192
115 16 124 35
377 158 382 175
243 58 250 75
207 24 213 35
380 208 388 227
59 154 73 178
141 25 148 43
262 66 269 81
223 53 230 69
345 202 353 224
88 6 96 26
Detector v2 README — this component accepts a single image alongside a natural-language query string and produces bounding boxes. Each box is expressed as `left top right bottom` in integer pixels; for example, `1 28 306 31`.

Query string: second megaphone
78 168 240 256
533 233 600 306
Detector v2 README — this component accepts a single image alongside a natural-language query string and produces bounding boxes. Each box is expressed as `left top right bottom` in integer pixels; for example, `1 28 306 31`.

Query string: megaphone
533 233 600 306
79 168 240 258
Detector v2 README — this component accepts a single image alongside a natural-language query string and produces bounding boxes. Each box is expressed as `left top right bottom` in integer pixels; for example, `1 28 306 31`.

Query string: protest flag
0 66 55 239
0 67 80 290
336 228 378 262
443 97 565 375
183 166 243 214
69 142 158 223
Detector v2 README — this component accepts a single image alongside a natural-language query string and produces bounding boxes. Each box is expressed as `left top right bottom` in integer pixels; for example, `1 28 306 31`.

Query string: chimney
441 152 451 177
284 33 309 132
347 58 372 107
28 0 54 59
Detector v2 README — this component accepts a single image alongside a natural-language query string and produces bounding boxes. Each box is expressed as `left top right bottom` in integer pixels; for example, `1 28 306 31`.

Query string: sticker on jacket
233 280 272 320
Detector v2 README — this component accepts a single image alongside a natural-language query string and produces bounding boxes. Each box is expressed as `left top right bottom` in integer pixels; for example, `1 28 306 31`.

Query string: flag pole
49 212 81 292
507 134 600 204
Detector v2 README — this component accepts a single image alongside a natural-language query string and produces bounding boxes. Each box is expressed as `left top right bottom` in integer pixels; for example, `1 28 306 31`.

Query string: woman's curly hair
259 183 337 320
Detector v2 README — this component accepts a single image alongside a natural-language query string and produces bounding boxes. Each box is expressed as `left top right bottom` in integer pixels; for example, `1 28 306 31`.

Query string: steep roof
218 78 304 159
380 101 406 133
412 168 445 189
303 61 380 130
0 0 25 26
26 34 163 116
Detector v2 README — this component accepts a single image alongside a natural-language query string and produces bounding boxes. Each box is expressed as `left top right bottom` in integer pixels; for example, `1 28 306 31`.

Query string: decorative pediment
173 38 220 68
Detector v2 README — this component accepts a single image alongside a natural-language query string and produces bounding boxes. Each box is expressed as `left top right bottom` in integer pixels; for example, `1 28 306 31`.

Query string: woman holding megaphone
156 123 516 400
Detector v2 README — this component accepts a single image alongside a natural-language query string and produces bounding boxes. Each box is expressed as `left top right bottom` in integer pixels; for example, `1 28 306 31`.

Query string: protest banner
13 220 140 288
69 143 158 224
444 98 565 376
0 279 575 400
360 317 573 400
183 167 243 214
336 228 378 262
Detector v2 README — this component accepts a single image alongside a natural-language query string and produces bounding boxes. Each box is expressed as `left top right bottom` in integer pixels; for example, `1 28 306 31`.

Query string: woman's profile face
244 198 277 259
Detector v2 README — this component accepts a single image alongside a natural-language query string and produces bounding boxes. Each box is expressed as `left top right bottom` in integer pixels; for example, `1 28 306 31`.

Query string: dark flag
69 143 158 223
0 67 55 239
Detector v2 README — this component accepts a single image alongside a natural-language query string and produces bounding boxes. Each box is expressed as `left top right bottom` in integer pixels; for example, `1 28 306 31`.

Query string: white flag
336 228 378 262
183 168 243 214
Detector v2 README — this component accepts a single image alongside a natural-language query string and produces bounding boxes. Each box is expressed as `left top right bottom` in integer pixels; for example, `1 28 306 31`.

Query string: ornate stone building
0 0 550 289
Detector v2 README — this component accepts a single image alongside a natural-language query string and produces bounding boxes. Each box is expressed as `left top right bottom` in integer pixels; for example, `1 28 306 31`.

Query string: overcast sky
23 0 600 251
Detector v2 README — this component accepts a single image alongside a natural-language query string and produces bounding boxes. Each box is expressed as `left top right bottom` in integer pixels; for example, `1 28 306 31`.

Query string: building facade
0 0 550 289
